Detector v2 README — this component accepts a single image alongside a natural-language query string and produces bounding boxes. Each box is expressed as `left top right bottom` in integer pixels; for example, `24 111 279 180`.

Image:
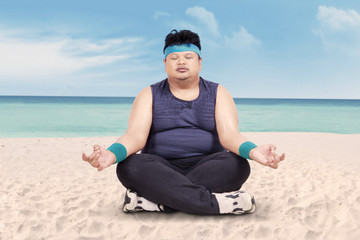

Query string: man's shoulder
200 77 220 94
151 79 168 88
147 79 168 98
200 77 230 94
200 77 218 85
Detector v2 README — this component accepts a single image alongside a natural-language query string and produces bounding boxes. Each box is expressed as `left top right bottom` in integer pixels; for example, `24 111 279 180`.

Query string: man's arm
115 86 153 155
215 85 285 168
215 85 248 154
82 86 152 171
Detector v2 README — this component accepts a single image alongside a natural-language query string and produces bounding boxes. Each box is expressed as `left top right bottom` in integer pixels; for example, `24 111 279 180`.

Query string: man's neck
167 76 200 101
167 76 200 89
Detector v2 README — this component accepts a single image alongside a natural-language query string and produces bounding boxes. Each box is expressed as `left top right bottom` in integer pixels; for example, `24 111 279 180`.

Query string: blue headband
164 44 201 59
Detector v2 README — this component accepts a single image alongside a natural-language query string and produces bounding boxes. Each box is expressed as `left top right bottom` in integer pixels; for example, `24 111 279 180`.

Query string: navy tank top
142 77 224 159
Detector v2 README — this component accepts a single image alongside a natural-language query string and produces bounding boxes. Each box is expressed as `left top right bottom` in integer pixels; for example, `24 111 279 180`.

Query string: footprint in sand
287 197 297 205
55 216 70 233
305 230 322 240
138 225 156 238
88 220 105 234
18 187 31 197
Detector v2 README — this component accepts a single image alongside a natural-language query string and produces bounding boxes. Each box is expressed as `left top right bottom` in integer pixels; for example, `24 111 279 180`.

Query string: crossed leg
116 151 251 215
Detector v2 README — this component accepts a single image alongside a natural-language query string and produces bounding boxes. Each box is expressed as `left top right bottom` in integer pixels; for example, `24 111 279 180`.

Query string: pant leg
185 151 250 193
116 153 220 215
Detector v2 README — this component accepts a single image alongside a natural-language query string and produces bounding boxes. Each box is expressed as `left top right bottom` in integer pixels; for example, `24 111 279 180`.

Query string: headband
164 44 201 59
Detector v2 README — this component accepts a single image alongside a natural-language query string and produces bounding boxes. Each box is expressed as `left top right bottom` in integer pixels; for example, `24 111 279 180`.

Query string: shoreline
1 94 360 100
1 131 360 140
1 132 360 239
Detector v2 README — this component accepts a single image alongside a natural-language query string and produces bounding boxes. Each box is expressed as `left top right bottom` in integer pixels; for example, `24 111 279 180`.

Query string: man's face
164 51 202 81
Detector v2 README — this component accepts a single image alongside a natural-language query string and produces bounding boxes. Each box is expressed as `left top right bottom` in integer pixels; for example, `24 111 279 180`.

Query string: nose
177 56 186 65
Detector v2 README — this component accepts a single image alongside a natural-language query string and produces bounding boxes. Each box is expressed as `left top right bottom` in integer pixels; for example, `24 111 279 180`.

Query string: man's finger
269 144 277 152
97 165 104 172
93 144 101 151
90 157 99 168
269 161 278 169
274 153 280 163
82 152 88 161
91 161 99 168
82 152 95 163
279 153 285 161
89 151 98 161
83 151 98 165
273 159 279 168
271 154 276 163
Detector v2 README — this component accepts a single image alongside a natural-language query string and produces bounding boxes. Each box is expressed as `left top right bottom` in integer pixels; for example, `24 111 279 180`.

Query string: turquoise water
1 96 359 138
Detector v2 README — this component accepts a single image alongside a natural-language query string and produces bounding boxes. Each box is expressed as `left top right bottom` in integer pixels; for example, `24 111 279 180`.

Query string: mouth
176 67 188 73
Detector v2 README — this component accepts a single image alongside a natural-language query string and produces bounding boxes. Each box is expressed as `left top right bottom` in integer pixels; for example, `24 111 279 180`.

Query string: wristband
239 141 258 160
107 143 127 164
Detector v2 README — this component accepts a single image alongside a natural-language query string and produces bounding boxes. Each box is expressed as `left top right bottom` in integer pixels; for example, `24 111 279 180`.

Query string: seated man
82 29 285 215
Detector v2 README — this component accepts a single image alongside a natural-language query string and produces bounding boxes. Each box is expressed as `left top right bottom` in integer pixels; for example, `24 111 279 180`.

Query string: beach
1 132 360 240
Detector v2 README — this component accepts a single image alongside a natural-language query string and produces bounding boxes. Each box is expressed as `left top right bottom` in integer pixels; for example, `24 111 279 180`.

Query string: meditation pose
82 29 285 215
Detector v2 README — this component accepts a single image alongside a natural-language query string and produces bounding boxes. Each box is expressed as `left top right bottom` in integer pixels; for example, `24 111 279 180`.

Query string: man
82 29 285 215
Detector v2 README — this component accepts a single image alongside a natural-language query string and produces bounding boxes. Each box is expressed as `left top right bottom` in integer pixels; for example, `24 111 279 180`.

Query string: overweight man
82 29 285 215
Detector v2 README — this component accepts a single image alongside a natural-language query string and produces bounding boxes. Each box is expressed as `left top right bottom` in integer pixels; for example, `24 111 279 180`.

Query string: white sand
1 133 360 240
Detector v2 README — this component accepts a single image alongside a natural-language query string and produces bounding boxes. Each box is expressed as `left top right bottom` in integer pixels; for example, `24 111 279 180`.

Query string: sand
1 132 360 240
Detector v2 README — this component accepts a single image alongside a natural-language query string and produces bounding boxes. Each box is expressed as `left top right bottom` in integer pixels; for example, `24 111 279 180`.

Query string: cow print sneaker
122 189 164 213
214 190 256 215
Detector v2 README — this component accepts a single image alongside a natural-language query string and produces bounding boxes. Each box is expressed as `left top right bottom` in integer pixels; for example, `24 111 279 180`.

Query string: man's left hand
249 144 285 169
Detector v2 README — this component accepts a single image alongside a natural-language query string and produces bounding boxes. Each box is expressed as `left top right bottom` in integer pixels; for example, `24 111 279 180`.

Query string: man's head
163 30 201 59
163 30 202 81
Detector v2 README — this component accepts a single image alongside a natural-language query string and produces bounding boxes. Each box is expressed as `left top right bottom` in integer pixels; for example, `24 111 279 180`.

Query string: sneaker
122 189 164 213
230 191 256 214
122 189 144 213
215 189 256 215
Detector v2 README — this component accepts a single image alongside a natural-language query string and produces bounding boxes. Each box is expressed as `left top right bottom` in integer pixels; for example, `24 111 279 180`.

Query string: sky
0 0 360 99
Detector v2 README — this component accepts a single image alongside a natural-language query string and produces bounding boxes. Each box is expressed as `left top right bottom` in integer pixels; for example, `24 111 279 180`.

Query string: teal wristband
239 141 258 160
107 143 127 164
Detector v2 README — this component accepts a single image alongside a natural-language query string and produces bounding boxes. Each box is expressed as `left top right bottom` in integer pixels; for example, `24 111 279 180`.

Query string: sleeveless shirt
142 77 224 159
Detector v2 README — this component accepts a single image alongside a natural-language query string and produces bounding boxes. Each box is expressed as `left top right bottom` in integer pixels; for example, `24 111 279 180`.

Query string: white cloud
0 29 143 80
185 7 219 36
314 6 360 56
317 6 360 29
224 26 261 49
153 11 171 19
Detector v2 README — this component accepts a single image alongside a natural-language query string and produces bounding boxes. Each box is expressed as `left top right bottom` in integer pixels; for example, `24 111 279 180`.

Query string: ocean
0 96 359 138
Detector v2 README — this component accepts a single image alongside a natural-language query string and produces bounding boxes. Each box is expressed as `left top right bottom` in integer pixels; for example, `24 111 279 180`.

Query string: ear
163 59 167 72
199 58 202 71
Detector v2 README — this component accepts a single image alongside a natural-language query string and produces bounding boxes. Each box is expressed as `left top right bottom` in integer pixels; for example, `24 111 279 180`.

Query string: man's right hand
82 144 116 171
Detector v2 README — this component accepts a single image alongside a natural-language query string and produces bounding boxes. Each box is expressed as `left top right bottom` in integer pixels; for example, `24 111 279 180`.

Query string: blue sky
0 0 359 99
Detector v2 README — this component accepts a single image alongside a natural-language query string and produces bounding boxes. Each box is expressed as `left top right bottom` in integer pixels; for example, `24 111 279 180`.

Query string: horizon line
0 95 359 101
